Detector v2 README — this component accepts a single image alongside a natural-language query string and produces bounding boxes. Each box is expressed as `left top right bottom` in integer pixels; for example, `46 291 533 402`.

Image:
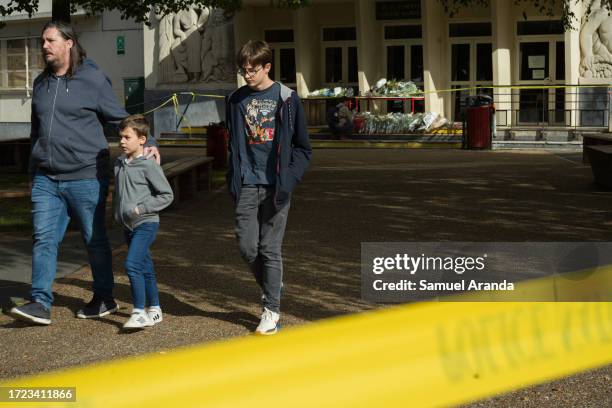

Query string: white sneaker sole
10 308 51 325
255 324 279 336
122 323 153 331
76 305 119 319
255 329 278 336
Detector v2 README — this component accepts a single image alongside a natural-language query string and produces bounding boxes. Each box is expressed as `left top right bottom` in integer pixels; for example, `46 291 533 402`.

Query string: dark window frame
517 20 564 36
264 29 295 43
322 27 358 85
384 25 422 40
449 22 492 38
322 27 357 42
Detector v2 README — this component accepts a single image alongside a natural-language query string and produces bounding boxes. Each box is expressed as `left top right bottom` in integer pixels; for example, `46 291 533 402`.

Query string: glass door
516 40 565 125
449 40 493 121
384 42 424 112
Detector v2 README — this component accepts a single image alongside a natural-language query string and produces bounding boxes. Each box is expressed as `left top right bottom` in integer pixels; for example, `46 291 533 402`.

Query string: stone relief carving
201 9 236 82
157 8 235 84
580 0 612 79
155 11 175 83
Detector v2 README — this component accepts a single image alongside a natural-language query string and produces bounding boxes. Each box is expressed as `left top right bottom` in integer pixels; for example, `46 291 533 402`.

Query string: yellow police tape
140 92 226 136
305 83 612 99
141 92 225 116
0 267 610 407
416 83 612 96
137 83 612 116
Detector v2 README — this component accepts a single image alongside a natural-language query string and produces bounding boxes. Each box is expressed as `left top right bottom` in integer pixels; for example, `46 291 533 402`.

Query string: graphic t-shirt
238 83 280 185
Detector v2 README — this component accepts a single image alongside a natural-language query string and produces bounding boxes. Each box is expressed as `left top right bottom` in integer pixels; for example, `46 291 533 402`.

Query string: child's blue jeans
124 222 160 310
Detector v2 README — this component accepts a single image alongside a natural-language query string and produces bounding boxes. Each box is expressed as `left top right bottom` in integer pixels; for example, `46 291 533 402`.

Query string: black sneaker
10 301 51 325
76 296 118 319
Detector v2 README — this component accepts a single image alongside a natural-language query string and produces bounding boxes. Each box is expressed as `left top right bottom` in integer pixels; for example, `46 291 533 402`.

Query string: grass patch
0 169 226 232
212 169 227 189
0 174 29 190
0 197 31 231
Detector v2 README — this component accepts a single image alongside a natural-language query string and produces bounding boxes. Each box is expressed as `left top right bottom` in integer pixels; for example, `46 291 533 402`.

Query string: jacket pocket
121 203 139 226
31 137 45 157
279 165 301 194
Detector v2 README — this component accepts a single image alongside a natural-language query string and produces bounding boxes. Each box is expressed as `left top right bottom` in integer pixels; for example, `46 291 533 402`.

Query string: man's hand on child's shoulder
144 146 161 164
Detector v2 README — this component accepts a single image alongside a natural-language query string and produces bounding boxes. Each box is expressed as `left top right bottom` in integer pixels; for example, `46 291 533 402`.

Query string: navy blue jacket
29 58 155 180
226 82 312 209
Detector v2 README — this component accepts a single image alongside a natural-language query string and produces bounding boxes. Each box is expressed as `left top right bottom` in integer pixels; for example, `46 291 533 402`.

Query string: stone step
493 140 582 150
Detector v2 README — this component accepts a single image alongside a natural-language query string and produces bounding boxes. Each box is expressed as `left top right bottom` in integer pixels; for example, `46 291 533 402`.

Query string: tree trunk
52 0 71 23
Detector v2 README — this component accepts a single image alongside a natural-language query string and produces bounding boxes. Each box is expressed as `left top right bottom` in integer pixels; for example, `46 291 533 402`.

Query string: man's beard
44 55 64 71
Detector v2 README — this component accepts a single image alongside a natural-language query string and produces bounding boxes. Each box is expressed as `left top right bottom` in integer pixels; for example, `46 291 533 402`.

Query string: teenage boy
226 40 312 335
114 115 173 330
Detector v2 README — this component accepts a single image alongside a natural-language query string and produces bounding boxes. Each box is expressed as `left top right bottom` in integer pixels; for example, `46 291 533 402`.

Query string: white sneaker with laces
147 307 163 325
123 311 153 330
255 307 280 335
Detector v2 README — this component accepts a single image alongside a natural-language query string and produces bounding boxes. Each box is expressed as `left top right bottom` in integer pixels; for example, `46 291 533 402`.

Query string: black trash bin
206 122 229 169
463 94 494 149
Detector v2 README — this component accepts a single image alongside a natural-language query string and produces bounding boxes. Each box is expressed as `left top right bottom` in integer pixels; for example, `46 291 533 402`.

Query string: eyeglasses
238 66 263 77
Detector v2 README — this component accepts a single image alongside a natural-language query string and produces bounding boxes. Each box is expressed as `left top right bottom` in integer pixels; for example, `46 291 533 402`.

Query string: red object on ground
206 124 229 168
466 106 492 149
353 116 365 133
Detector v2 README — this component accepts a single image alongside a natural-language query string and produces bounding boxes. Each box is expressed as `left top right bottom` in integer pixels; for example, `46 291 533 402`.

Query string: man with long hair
10 21 159 325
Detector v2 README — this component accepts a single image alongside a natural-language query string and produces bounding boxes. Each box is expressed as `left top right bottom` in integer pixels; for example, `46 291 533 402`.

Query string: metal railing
454 85 611 129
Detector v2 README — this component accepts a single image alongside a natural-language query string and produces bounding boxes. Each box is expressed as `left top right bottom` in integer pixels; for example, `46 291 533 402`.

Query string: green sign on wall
116 36 125 55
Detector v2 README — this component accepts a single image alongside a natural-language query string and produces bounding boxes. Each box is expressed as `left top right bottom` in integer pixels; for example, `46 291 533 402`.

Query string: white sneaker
147 307 163 325
255 307 280 335
123 311 153 330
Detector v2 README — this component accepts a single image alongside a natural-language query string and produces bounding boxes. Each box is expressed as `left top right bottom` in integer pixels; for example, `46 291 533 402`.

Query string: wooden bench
162 156 214 203
582 133 612 164
585 145 612 188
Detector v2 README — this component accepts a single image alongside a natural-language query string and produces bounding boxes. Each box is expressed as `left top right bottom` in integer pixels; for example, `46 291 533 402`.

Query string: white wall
76 13 144 104
0 11 143 125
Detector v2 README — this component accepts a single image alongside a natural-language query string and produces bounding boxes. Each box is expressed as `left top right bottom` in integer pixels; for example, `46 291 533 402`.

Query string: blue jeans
30 173 113 310
123 222 160 310
235 185 289 313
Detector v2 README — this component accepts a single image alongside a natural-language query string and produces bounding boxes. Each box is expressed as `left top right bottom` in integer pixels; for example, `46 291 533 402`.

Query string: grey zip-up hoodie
113 155 174 231
29 58 156 180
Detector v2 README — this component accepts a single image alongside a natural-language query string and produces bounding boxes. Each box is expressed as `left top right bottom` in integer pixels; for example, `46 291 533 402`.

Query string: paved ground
0 147 610 406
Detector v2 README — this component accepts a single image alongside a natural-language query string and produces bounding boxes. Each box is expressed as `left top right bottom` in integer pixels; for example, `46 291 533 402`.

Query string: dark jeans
123 222 160 310
30 172 113 309
235 185 289 313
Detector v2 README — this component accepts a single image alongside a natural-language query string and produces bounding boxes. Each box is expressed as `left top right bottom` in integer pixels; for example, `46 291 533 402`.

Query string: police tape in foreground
0 283 610 407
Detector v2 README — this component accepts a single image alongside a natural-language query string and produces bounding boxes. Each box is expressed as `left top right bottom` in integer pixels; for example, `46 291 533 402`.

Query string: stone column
491 0 513 128
565 0 583 128
233 6 258 88
422 0 445 115
293 6 318 97
355 0 379 95
143 17 157 89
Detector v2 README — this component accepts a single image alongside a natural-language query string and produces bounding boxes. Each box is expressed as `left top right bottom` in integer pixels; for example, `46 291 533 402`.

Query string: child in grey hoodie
114 115 173 330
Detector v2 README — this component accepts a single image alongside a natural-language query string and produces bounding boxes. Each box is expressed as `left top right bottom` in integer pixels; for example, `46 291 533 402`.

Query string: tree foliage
4 0 607 30
438 0 612 31
0 0 309 25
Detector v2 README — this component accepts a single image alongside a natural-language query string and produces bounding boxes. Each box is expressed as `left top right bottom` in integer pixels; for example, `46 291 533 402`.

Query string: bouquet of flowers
366 78 422 97
358 112 450 134
308 87 355 98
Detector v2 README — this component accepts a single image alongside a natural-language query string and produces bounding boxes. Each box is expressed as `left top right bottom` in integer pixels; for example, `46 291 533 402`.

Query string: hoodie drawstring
46 75 69 93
